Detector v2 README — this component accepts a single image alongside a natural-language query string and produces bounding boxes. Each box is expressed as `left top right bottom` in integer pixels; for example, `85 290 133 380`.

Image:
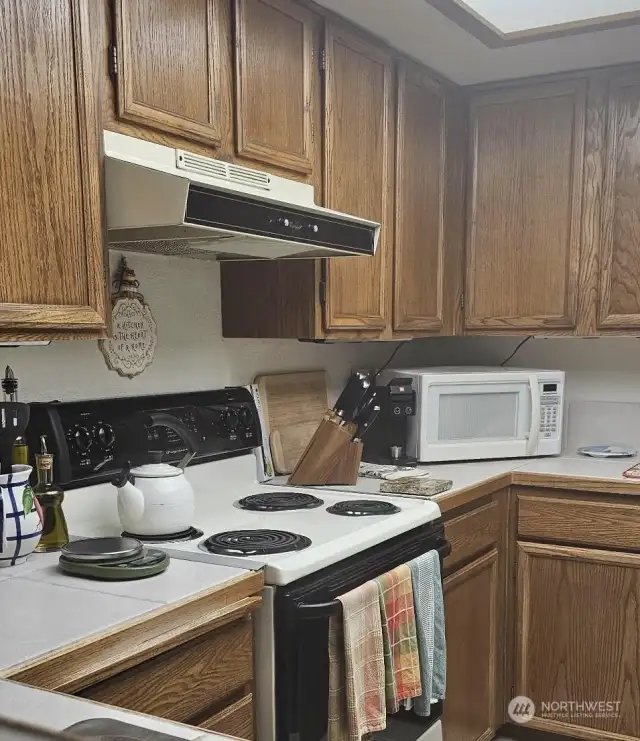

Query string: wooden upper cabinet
0 0 106 334
517 542 640 741
466 80 587 332
599 72 640 328
112 0 226 146
394 61 446 333
234 0 319 174
323 24 394 331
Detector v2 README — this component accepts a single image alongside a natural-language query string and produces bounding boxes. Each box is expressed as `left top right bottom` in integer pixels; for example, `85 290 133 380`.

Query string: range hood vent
104 132 379 261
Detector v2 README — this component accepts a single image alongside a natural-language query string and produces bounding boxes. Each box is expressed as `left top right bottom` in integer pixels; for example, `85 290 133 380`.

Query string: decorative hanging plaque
99 257 157 379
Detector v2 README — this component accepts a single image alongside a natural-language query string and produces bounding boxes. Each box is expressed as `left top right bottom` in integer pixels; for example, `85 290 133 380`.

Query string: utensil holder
288 415 362 486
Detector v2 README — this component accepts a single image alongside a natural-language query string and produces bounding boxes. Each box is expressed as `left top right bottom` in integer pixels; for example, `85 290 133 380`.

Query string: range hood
104 132 379 260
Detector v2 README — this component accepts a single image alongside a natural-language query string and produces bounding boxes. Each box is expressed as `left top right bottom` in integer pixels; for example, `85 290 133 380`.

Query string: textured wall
0 252 391 404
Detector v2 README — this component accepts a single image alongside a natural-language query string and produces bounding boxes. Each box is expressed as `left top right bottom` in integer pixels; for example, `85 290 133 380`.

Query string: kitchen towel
408 550 447 716
328 580 387 741
376 564 422 713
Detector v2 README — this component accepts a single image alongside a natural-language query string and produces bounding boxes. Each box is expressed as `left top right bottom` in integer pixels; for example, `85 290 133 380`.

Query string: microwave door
420 375 537 461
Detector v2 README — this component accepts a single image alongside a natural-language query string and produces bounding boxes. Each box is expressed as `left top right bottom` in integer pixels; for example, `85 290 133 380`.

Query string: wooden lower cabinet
79 616 255 738
442 550 500 741
517 541 640 741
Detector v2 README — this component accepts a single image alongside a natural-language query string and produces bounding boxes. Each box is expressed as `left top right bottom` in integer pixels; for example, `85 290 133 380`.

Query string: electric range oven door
270 522 449 741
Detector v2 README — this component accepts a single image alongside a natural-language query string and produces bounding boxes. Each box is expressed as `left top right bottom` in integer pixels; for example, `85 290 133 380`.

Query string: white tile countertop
0 679 230 740
268 452 640 504
0 552 251 675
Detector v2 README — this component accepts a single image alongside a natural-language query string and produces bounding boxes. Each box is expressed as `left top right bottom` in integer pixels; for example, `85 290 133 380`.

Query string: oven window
437 392 519 440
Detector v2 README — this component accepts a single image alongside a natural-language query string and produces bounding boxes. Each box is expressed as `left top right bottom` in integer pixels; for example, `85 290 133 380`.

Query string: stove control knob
96 423 115 450
72 425 92 453
239 407 254 428
225 409 240 435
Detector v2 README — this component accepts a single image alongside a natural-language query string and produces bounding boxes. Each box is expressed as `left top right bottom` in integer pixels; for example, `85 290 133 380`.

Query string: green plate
58 548 170 580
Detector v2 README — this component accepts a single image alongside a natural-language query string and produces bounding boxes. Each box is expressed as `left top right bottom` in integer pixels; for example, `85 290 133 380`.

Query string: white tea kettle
112 412 200 536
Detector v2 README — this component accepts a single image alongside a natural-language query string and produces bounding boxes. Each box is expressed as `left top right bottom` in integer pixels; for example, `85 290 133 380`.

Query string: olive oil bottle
2 366 28 465
34 437 69 552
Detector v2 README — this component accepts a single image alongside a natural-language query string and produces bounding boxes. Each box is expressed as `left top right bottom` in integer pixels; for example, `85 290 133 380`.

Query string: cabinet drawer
444 500 501 571
79 617 253 723
518 493 640 551
199 693 254 739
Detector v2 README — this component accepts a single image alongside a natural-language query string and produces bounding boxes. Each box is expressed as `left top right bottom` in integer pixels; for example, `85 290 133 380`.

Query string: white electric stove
44 388 444 741
67 454 441 586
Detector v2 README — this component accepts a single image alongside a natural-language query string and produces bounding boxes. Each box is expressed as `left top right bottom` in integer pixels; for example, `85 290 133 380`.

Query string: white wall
408 336 640 402
0 253 391 405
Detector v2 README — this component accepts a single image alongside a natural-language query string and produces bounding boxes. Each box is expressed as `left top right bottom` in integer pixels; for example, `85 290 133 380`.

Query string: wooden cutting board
255 370 328 474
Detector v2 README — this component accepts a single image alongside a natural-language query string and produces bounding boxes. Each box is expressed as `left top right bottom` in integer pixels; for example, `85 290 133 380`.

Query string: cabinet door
599 72 640 328
323 24 393 331
113 0 225 146
234 0 318 175
466 80 587 332
394 60 446 333
517 542 640 740
442 550 499 741
0 0 106 334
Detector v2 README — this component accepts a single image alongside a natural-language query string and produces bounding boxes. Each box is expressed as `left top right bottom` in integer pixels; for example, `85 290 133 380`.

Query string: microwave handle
526 375 541 456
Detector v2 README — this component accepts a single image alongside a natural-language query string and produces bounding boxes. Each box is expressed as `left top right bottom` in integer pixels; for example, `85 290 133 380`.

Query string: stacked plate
59 537 169 580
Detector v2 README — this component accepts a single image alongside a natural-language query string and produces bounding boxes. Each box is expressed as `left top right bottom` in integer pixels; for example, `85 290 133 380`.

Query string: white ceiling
314 0 640 84
464 0 640 33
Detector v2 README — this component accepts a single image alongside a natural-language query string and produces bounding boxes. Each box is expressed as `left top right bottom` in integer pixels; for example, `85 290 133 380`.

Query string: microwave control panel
539 382 562 438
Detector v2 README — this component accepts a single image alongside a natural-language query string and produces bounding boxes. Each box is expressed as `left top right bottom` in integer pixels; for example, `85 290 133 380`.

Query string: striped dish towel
328 580 387 741
409 550 447 716
376 564 422 713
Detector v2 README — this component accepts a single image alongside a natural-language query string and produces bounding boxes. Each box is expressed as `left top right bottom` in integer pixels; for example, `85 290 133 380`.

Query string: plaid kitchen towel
328 580 387 741
408 550 447 716
375 564 422 713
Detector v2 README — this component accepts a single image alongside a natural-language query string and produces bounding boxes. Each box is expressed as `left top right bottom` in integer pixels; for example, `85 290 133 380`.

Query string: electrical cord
374 340 408 380
500 336 532 366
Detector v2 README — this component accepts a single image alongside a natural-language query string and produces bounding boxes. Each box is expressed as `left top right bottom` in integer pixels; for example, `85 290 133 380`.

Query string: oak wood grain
444 499 501 572
198 693 254 739
5 571 263 692
599 71 640 328
435 473 512 514
113 0 224 146
234 0 317 173
517 541 640 740
393 59 446 332
518 493 640 551
466 79 587 331
323 22 394 331
577 73 608 336
80 617 253 723
0 0 107 331
442 550 500 741
512 472 640 497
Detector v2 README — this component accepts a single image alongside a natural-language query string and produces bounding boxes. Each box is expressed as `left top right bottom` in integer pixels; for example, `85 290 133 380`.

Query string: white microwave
379 367 565 463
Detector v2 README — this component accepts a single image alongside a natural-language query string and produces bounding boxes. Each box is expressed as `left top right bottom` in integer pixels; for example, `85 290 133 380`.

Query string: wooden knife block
288 415 363 486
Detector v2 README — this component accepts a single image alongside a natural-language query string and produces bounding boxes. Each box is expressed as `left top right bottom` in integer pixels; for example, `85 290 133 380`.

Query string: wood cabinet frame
598 70 640 328
322 22 394 331
0 0 107 334
466 79 587 332
393 60 447 332
234 0 316 174
112 0 224 146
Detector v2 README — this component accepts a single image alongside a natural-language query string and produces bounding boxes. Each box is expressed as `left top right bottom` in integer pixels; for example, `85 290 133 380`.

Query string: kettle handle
146 412 200 470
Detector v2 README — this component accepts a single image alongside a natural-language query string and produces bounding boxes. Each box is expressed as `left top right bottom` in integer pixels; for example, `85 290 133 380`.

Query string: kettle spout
112 463 145 525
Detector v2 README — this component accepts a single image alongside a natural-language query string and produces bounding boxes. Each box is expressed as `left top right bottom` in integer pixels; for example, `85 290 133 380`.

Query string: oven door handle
296 538 451 619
